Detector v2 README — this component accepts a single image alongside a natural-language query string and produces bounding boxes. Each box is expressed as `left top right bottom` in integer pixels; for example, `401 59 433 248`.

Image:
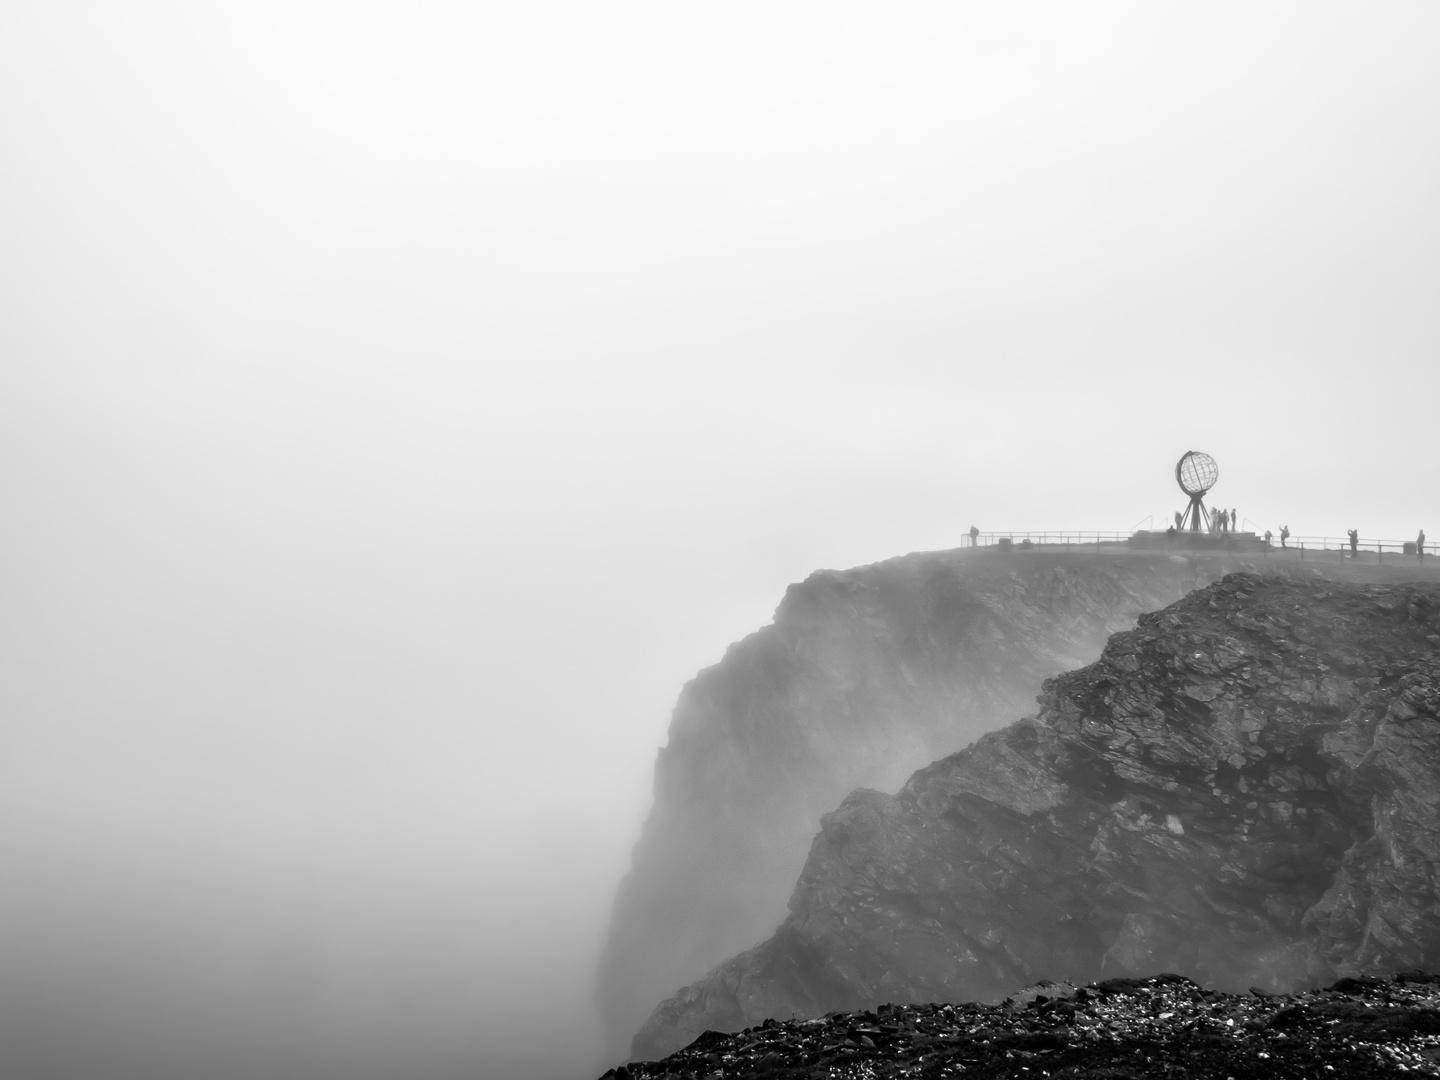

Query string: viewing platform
966 530 1433 566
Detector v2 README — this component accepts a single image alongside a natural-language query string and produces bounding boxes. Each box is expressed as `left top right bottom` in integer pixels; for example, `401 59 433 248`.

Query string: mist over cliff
6 6 1440 1077
632 570 1440 1061
598 549 1235 1058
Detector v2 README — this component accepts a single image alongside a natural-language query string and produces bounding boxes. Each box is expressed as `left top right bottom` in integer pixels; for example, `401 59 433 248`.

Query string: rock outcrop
634 574 1440 1060
599 550 1226 1057
611 972 1440 1079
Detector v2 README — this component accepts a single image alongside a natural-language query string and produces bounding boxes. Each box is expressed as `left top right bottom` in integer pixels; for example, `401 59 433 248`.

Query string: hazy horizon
3 3 1439 1077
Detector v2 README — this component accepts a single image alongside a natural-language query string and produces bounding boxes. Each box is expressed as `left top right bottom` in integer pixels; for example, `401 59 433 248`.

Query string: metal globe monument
1175 450 1218 531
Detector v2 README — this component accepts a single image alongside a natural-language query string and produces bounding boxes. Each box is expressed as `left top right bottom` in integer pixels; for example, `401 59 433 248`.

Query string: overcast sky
2 3 1439 1078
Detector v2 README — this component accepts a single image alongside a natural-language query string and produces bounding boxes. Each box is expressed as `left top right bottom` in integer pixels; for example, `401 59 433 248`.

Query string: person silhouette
1264 529 1273 546
1419 529 1426 558
1349 529 1358 558
969 524 980 548
1280 525 1290 549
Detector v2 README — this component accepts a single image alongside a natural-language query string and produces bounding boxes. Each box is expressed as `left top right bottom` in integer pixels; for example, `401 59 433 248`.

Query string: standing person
1281 525 1290 549
1349 529 1359 558
1419 529 1426 558
1265 529 1273 546
1232 509 1239 532
1174 510 1183 530
969 524 979 548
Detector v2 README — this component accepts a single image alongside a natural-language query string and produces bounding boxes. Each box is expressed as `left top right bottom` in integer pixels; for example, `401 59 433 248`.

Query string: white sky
2 3 1438 1077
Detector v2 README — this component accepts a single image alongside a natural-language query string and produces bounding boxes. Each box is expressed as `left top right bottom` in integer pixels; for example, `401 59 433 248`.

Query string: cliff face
634 574 1440 1060
600 549 1225 1058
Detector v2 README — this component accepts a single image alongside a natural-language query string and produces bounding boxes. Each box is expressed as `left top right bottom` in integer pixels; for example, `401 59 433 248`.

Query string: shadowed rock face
597 551 1225 1059
633 574 1440 1061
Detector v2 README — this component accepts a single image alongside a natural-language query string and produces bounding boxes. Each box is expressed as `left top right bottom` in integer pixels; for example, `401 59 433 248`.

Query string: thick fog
2 4 1438 1077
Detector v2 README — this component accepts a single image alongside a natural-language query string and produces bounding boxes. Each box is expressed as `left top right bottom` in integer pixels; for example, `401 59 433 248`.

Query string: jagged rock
598 550 1231 1057
633 574 1440 1060
606 972 1440 1079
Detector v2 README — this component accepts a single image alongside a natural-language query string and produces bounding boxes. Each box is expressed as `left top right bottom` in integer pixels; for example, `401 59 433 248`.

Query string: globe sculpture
1175 450 1218 532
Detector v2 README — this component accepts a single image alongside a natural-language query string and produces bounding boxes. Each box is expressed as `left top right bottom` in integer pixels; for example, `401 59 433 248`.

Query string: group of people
1168 508 1240 535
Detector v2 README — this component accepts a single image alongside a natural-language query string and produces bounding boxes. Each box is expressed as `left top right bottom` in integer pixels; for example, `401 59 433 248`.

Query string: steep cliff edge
599 549 1231 1057
634 574 1440 1060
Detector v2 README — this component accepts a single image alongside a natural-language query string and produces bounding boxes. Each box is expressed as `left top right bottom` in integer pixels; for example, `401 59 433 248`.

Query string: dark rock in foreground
605 971 1440 1078
635 574 1440 1059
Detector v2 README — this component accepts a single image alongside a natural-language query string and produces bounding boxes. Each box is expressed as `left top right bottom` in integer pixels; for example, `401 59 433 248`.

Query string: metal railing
961 529 1434 567
959 530 1431 563
1255 534 1429 563
966 531 1138 548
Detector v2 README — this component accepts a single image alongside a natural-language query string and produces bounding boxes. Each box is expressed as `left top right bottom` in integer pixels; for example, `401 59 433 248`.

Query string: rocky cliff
634 573 1440 1060
599 549 1232 1058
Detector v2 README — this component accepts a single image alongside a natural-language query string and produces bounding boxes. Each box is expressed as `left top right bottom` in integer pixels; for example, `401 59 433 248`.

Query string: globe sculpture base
1180 494 1210 532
